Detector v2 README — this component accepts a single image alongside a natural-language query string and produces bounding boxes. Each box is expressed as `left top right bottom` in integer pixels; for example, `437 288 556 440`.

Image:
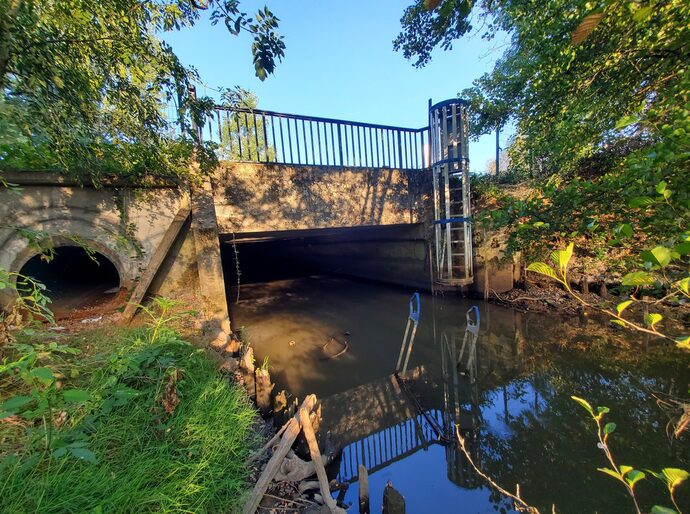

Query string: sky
163 1 513 174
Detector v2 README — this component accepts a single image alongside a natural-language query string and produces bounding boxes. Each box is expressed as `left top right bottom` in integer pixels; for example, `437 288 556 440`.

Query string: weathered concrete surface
0 172 198 305
470 225 519 296
190 177 231 335
213 162 424 233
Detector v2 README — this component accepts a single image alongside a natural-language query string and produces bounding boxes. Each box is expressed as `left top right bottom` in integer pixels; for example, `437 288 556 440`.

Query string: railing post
397 131 403 169
337 124 344 166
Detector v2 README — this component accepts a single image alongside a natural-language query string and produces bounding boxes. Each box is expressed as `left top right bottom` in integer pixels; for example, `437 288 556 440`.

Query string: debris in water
288 340 296 347
322 336 348 360
80 316 102 324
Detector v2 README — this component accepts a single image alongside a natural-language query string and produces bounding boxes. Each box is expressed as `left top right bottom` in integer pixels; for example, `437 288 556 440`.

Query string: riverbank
0 321 261 513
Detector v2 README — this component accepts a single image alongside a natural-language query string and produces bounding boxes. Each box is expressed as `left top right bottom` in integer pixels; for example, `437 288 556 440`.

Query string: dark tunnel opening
220 224 430 301
19 246 121 319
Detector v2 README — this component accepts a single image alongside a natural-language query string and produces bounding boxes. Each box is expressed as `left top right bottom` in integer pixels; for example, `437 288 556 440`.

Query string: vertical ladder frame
429 99 474 286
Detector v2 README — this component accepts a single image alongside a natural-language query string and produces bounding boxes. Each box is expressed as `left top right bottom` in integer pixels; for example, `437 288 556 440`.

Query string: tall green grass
0 328 259 513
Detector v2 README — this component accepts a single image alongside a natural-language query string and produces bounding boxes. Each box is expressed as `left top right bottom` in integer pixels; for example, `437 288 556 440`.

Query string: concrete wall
213 162 424 233
0 173 198 302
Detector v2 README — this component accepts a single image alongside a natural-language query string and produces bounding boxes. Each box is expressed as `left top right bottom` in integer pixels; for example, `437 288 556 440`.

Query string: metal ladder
429 99 473 286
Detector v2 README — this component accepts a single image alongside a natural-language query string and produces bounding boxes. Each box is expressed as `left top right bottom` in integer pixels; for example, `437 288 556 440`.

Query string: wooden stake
243 394 317 514
299 405 344 514
255 367 274 416
382 482 406 514
358 465 370 514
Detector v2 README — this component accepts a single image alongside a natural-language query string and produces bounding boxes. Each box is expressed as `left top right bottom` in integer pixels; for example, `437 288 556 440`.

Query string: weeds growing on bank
0 324 260 513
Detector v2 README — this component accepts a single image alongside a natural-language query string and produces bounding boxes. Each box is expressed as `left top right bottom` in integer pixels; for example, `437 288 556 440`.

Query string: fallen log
243 394 317 514
299 404 345 514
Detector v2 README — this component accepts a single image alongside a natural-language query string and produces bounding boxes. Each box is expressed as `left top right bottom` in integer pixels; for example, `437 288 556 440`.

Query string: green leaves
0 395 33 418
526 262 561 281
651 507 677 514
642 246 672 268
598 467 620 480
603 422 616 435
615 114 639 130
649 467 690 493
598 466 646 489
621 271 656 286
550 242 574 273
571 395 594 416
644 313 663 330
625 469 646 489
53 442 99 465
29 367 55 387
62 389 91 404
527 243 575 284
616 300 633 315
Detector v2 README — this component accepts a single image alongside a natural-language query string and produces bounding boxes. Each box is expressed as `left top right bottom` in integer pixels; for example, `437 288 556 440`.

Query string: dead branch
456 428 543 514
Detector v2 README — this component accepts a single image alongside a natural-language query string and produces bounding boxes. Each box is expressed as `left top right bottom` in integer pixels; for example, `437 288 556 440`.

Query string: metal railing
337 409 443 484
201 106 430 170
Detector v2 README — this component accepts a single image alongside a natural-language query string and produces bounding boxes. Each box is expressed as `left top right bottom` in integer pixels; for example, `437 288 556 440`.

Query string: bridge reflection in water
327 313 485 491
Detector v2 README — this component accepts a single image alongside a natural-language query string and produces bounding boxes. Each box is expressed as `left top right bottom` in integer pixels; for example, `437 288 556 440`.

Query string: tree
396 0 690 264
216 87 275 162
0 0 285 183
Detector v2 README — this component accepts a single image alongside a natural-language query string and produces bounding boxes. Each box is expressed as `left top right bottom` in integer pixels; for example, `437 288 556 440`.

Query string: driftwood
255 367 274 416
298 480 321 495
298 405 344 514
273 390 293 428
580 276 590 294
274 451 329 482
243 394 317 514
382 482 405 514
296 404 321 458
358 465 370 514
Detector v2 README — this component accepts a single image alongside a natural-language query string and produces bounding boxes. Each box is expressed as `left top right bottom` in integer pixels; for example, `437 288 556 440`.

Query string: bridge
0 99 514 331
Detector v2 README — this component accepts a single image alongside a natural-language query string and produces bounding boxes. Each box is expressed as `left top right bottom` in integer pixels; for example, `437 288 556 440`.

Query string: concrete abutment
0 165 517 322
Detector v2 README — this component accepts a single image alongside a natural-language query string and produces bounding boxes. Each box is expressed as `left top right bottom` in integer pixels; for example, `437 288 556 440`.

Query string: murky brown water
232 275 690 513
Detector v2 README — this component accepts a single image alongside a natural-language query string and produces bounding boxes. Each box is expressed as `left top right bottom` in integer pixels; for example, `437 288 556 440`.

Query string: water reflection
232 276 690 513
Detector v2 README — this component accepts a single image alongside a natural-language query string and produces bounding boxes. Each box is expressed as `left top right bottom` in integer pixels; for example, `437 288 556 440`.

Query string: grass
0 326 260 513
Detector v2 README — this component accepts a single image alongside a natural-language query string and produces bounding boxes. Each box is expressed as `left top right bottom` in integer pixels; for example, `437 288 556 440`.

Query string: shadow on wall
215 163 415 233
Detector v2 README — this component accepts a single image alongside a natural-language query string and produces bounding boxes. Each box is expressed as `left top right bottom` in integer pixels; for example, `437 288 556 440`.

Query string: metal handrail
201 105 430 170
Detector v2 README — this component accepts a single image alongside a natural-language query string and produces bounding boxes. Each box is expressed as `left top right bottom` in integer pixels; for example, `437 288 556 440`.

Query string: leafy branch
572 397 689 514
527 242 689 349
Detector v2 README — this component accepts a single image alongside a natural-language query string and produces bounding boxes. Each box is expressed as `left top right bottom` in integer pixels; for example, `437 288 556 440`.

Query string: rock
210 331 229 350
219 358 239 374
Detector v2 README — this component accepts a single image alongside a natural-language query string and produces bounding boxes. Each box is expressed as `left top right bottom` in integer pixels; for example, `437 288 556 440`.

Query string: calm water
231 276 690 513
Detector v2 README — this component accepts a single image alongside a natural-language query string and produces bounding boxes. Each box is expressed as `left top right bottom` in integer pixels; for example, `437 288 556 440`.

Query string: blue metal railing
202 106 430 170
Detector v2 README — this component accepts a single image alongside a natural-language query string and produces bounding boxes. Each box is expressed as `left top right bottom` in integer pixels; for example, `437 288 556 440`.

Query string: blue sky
164 1 512 173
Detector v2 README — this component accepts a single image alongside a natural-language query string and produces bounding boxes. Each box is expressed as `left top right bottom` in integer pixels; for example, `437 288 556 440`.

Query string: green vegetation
0 306 259 513
397 0 690 273
527 242 690 348
0 0 284 182
573 396 689 514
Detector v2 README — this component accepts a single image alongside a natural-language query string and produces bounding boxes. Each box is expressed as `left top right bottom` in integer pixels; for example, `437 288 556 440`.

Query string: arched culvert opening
19 246 121 320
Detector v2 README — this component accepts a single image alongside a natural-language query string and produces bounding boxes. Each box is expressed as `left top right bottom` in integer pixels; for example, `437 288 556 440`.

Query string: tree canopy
0 0 284 183
397 0 689 267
